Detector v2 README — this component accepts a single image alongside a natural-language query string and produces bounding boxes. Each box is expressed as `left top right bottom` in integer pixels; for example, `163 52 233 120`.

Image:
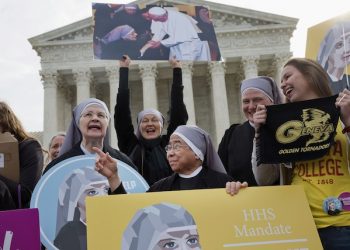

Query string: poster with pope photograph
30 155 149 250
86 185 322 250
92 2 221 61
306 11 350 94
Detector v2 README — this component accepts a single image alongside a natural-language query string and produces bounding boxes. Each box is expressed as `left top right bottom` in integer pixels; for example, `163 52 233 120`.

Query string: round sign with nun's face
30 155 149 250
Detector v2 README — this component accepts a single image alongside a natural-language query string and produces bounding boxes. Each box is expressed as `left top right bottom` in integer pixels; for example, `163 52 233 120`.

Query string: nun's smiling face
140 114 162 140
79 105 109 142
166 135 199 175
241 89 273 123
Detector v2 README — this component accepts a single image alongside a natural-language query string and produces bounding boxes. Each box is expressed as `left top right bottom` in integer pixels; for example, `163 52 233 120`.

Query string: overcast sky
0 0 348 132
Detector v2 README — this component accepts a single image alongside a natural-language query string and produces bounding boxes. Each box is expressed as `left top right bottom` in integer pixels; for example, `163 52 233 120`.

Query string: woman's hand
92 147 121 192
225 181 248 196
169 56 181 68
119 55 130 68
336 89 350 127
253 104 268 134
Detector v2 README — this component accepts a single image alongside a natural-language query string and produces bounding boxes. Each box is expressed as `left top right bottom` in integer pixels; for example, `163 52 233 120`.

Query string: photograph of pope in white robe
142 6 211 61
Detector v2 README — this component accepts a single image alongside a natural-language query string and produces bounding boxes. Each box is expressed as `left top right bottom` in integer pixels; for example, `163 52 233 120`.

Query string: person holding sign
44 98 136 174
0 102 43 210
114 55 188 186
252 58 350 249
94 125 247 195
218 76 282 186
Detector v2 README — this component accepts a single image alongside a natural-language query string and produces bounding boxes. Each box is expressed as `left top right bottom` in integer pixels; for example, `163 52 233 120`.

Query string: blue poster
30 155 148 249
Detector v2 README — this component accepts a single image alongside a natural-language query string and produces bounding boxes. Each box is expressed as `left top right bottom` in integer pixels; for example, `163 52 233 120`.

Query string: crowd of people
1 20 350 250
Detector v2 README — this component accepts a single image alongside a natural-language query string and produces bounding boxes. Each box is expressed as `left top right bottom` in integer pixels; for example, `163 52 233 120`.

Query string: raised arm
251 104 280 185
166 58 189 139
114 55 138 154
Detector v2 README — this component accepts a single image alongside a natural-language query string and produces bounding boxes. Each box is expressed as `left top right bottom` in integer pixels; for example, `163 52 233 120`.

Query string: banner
86 186 322 250
92 3 221 61
0 208 40 250
30 155 149 250
306 12 350 94
258 95 339 164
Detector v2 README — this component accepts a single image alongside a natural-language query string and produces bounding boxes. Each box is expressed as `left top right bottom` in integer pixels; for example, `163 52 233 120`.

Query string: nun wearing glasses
44 98 136 174
93 125 247 195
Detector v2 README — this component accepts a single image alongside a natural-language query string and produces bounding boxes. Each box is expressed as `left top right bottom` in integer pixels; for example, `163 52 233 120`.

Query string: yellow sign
306 12 350 94
86 186 322 249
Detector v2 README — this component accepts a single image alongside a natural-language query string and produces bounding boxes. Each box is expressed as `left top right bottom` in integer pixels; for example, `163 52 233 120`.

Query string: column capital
138 63 157 79
105 66 119 83
105 65 120 78
274 52 292 67
241 55 259 79
40 70 58 88
181 62 194 76
72 67 92 84
208 61 226 75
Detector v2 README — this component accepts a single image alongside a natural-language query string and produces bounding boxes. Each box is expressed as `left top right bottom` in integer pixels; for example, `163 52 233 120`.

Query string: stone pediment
29 0 297 47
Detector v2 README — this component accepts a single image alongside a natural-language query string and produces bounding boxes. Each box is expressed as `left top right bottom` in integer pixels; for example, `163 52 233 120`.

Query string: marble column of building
73 68 92 104
181 62 196 125
106 65 119 148
242 55 259 80
240 55 260 120
40 70 58 148
139 63 158 110
208 61 230 145
274 52 292 88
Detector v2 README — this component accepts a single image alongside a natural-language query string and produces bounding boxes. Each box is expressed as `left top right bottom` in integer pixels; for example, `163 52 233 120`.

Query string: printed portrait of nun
317 21 350 94
122 202 202 250
54 167 109 250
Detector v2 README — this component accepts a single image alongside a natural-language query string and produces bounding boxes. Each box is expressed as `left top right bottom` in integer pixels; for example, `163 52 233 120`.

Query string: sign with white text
0 208 40 250
87 186 322 249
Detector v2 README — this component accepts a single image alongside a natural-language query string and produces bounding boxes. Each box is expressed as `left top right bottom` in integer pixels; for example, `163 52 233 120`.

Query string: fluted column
208 62 230 145
139 63 158 109
73 68 92 103
40 70 58 148
242 55 259 80
274 53 292 88
106 66 119 148
181 62 196 125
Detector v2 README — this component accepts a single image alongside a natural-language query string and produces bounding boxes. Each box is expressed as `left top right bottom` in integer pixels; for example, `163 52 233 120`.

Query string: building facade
29 0 297 148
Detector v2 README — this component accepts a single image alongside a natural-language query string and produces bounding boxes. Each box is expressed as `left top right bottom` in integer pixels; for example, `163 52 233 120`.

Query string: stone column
106 66 119 148
181 62 196 125
73 68 91 103
40 70 58 148
240 55 259 120
139 63 158 109
241 55 259 80
274 53 292 88
208 62 230 145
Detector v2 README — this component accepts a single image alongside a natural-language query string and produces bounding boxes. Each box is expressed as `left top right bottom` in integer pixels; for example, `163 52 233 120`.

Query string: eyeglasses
81 111 108 120
165 143 188 152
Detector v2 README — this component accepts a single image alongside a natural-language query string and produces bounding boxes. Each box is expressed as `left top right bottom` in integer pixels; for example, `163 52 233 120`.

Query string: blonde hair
0 101 31 142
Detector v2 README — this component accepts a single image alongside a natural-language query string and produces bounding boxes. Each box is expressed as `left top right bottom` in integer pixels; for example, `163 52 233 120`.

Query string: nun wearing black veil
94 125 242 193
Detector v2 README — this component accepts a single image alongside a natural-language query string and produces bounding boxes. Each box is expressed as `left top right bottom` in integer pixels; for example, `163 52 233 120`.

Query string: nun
44 98 136 174
218 76 282 186
94 125 247 193
114 55 188 186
